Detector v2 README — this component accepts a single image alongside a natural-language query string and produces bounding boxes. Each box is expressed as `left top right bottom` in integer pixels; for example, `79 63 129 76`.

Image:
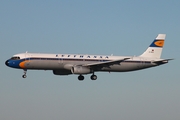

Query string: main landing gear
78 75 84 81
91 74 97 80
78 74 97 81
22 69 27 78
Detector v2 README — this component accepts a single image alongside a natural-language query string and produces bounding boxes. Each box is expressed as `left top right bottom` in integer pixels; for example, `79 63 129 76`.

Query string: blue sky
0 1 179 120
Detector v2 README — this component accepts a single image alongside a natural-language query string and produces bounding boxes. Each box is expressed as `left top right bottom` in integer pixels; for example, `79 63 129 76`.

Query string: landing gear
78 75 84 81
22 74 27 78
90 74 97 80
22 69 27 78
77 73 97 81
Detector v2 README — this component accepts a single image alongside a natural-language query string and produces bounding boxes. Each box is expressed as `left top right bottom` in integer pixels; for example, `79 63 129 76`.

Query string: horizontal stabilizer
152 59 174 65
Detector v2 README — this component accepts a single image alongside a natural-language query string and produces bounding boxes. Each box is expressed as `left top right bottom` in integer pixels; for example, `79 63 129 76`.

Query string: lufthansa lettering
57 54 109 59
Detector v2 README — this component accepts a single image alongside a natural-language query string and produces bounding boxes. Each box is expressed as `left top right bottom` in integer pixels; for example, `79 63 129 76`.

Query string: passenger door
25 53 31 68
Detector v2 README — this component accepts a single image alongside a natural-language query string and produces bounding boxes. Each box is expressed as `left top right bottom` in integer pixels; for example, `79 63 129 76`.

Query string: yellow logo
154 40 164 47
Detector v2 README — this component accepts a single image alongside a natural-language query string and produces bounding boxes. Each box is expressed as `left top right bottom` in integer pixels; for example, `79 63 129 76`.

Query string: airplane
5 34 172 81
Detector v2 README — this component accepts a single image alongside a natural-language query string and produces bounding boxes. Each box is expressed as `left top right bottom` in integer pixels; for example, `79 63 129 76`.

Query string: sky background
0 0 179 120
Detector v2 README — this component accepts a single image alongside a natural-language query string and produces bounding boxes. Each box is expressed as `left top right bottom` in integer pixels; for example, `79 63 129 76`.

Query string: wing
82 58 130 68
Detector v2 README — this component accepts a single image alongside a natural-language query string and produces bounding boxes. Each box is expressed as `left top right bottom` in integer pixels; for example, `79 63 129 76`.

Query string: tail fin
140 34 166 58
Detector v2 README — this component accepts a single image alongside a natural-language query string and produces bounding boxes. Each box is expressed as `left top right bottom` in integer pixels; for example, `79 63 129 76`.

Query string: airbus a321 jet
5 34 172 80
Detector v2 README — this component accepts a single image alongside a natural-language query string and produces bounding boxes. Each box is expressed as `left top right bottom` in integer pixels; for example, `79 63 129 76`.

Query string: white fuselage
7 53 160 72
5 34 171 80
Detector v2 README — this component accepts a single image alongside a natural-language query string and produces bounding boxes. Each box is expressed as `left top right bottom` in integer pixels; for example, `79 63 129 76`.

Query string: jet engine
71 66 91 74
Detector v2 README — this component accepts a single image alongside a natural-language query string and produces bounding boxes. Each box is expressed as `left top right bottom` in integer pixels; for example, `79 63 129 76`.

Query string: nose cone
5 60 9 66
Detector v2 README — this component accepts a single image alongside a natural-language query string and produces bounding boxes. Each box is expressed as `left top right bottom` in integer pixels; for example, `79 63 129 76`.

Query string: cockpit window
10 56 20 60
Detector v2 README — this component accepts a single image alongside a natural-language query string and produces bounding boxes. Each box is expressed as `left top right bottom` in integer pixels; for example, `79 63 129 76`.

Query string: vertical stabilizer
140 34 166 58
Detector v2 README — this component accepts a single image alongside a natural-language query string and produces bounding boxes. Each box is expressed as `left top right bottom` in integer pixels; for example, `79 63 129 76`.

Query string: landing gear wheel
78 75 84 81
22 75 27 78
22 69 27 78
91 75 97 80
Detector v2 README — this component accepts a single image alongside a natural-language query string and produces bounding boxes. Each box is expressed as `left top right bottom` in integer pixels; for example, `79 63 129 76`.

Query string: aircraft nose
5 60 9 66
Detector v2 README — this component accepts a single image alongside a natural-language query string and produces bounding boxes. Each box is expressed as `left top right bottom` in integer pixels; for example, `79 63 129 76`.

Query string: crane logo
154 40 164 47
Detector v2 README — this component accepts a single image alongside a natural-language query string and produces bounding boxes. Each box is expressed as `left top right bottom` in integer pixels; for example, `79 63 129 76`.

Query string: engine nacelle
71 66 91 74
53 69 72 75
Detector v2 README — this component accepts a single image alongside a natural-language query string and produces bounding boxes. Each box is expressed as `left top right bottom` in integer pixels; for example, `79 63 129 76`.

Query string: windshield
10 56 20 60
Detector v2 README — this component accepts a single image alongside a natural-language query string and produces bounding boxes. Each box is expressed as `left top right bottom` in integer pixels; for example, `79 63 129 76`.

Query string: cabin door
141 58 145 67
25 53 31 68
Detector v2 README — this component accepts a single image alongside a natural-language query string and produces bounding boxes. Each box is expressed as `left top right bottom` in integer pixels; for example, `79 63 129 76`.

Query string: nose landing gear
22 69 27 78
